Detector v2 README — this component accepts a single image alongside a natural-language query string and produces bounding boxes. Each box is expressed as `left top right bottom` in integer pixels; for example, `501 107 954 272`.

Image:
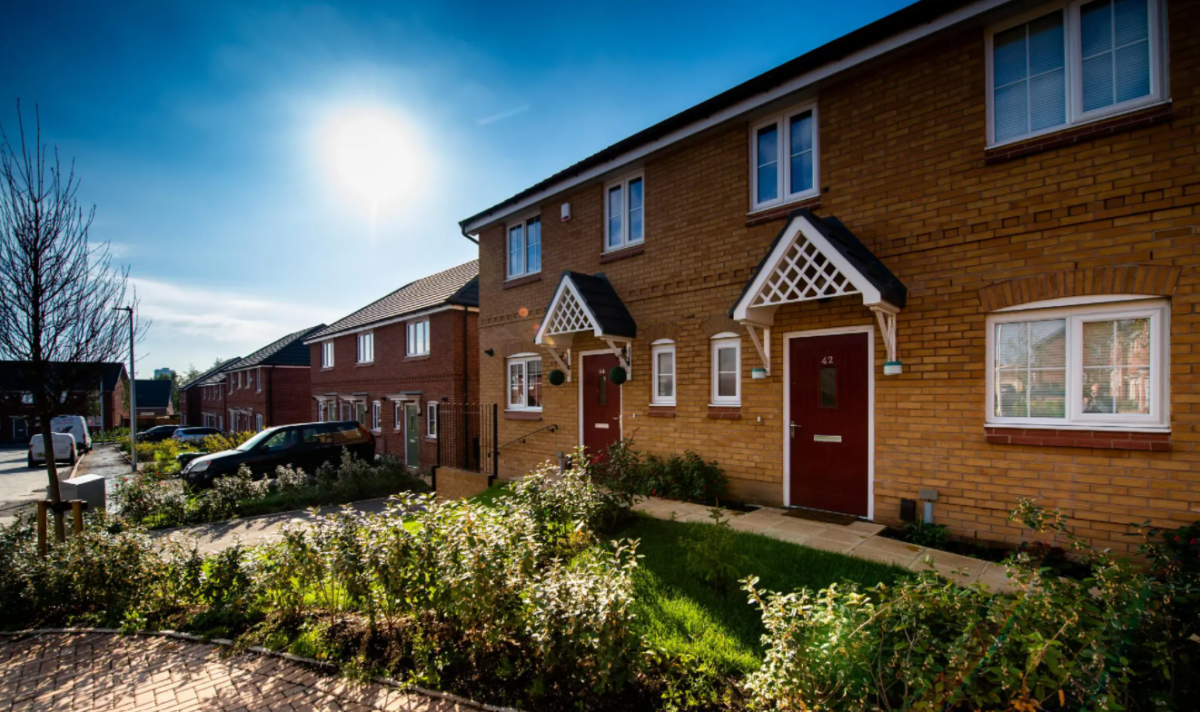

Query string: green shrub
201 430 254 453
681 508 747 593
901 520 950 549
598 439 729 505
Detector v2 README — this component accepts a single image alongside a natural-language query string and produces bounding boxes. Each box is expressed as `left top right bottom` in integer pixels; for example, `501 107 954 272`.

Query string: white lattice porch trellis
535 276 633 381
544 286 592 335
749 234 859 308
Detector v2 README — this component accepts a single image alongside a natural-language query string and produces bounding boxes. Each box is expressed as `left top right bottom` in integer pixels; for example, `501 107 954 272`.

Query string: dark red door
582 353 621 460
789 332 869 516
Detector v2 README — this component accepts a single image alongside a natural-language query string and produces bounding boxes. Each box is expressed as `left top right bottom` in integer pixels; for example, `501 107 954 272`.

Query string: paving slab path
633 497 1018 593
0 631 487 712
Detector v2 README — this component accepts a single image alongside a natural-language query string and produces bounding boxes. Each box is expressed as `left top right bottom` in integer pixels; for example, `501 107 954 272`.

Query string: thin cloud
477 104 530 126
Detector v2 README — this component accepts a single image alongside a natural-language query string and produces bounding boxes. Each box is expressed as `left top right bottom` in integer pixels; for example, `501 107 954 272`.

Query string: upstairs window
986 299 1168 429
507 354 543 411
507 215 542 279
751 104 818 211
256 368 262 393
321 341 335 368
407 319 430 356
357 332 374 363
988 0 1164 145
605 174 644 251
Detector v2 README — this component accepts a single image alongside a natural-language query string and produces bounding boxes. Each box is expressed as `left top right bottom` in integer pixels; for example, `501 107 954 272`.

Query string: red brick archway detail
978 265 1181 313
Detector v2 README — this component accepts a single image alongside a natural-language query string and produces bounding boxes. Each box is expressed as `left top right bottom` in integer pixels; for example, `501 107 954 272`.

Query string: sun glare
324 108 419 209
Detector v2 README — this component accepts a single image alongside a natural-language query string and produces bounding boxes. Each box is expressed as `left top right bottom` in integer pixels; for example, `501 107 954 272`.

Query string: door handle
790 421 799 439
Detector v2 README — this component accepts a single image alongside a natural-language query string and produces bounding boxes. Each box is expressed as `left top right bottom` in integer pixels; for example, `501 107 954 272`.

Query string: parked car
29 433 77 467
50 415 92 453
181 421 375 488
137 424 183 443
173 427 221 444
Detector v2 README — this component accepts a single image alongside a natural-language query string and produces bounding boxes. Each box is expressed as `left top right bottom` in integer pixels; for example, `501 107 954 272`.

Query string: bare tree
0 103 144 541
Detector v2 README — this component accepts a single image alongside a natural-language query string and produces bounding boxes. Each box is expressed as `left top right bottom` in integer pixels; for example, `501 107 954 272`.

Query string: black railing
499 423 558 451
435 403 497 480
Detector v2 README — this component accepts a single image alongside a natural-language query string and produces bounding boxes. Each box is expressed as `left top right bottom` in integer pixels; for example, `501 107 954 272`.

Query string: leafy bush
597 438 729 505
681 508 747 593
201 430 254 453
901 520 950 549
742 500 1200 712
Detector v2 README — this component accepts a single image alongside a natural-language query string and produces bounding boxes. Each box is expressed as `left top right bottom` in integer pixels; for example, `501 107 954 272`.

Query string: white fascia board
302 304 473 345
462 0 1009 235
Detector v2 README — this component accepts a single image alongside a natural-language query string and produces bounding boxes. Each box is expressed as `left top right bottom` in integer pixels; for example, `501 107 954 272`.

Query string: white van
29 432 78 467
51 415 92 453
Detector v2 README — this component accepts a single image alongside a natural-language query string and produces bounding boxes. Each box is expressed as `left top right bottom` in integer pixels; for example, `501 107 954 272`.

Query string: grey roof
226 326 327 370
732 209 907 315
133 379 174 409
180 357 241 390
307 261 479 341
547 272 637 340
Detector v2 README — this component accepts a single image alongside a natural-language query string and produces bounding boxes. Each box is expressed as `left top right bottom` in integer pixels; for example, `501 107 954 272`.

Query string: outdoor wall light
484 348 494 357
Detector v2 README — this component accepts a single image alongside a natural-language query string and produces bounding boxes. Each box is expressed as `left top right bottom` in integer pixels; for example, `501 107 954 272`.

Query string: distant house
133 379 175 421
153 368 175 380
0 361 129 441
305 261 478 468
178 359 239 427
215 326 326 432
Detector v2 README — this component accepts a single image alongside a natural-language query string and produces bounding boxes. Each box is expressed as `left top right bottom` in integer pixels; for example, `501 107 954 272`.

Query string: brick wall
474 1 1200 553
309 309 479 468
434 466 491 502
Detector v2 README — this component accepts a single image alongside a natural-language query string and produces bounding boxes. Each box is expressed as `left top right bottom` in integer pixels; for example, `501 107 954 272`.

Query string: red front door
581 353 621 460
788 332 870 516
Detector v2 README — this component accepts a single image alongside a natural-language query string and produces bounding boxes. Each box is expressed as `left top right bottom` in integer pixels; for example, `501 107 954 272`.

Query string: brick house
133 379 175 423
211 326 327 433
460 0 1199 553
305 261 479 468
179 358 240 427
0 361 129 441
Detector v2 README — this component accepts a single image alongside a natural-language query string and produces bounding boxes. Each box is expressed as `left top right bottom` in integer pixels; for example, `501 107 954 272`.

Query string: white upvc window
651 340 676 405
987 0 1165 146
506 214 542 279
604 173 644 252
986 298 1168 430
750 103 818 212
427 401 438 438
340 401 351 421
228 375 233 394
394 401 402 431
321 341 335 368
711 333 741 405
507 354 543 411
357 332 374 364
255 368 262 393
255 414 263 431
407 319 430 356
371 401 382 432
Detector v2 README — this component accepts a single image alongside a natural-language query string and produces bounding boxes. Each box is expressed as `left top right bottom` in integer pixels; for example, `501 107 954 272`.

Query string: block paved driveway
0 632 485 711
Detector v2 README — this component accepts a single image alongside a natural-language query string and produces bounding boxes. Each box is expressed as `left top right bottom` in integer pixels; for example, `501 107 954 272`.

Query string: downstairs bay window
507 354 543 411
986 299 1168 430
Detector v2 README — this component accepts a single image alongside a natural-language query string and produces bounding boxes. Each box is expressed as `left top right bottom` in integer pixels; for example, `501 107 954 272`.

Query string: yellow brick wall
475 2 1200 553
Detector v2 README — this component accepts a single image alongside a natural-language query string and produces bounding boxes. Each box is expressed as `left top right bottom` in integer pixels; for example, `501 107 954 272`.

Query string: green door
405 403 420 468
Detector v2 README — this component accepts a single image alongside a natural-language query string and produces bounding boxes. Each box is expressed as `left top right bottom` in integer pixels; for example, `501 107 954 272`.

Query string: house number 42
821 356 834 365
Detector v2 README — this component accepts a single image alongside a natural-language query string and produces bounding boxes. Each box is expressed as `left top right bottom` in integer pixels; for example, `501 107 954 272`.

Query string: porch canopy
535 272 637 381
731 209 907 375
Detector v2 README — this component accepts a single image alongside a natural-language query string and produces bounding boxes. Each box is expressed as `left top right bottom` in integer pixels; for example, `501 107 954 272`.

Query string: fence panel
436 403 496 476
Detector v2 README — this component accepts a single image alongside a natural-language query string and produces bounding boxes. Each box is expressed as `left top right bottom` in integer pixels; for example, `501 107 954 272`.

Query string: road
0 443 131 525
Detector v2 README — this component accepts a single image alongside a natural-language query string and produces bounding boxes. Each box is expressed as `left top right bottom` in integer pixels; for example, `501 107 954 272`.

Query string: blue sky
0 0 908 375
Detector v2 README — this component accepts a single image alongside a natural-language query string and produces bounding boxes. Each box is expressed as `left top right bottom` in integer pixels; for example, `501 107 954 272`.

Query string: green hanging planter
547 369 566 386
609 365 628 386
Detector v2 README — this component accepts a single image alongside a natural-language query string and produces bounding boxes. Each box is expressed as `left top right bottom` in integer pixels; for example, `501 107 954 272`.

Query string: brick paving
0 632 486 711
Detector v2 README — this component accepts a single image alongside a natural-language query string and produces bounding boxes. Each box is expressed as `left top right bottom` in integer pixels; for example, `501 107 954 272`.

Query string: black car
180 420 375 488
137 424 182 443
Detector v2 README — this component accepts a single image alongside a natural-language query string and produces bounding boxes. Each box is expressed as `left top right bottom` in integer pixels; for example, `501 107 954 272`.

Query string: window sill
648 405 676 417
405 354 431 362
355 362 374 368
707 405 742 420
746 195 821 227
984 102 1172 165
984 426 1169 452
320 367 335 372
503 274 541 289
504 410 542 421
600 243 645 264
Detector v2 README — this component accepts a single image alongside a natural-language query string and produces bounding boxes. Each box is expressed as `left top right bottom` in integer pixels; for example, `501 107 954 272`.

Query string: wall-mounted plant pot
609 365 627 386
547 369 566 386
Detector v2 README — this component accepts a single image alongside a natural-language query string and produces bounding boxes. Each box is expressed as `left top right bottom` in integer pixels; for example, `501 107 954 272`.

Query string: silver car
172 427 221 444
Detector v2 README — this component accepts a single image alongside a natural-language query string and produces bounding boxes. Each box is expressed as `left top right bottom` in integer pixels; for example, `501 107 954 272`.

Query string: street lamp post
114 306 137 472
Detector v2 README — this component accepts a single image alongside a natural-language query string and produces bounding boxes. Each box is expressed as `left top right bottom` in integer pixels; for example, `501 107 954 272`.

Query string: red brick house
460 0 1199 553
210 326 326 433
179 358 240 427
305 261 479 468
0 361 129 441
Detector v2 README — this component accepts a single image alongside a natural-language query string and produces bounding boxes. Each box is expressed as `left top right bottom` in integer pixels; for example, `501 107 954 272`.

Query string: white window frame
255 368 262 393
357 332 374 364
986 298 1169 430
427 401 438 438
407 319 430 357
506 213 542 280
506 353 543 412
255 414 263 431
603 172 645 252
710 333 742 406
228 375 233 394
371 400 382 432
985 0 1167 147
749 102 819 213
393 401 402 431
651 339 676 406
321 341 335 368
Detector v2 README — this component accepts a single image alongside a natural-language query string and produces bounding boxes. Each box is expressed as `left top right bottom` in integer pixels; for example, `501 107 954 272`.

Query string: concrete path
634 497 1017 593
156 498 396 553
0 631 484 711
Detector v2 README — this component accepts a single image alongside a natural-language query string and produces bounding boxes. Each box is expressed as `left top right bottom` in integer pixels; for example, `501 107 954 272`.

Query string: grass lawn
470 485 907 674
